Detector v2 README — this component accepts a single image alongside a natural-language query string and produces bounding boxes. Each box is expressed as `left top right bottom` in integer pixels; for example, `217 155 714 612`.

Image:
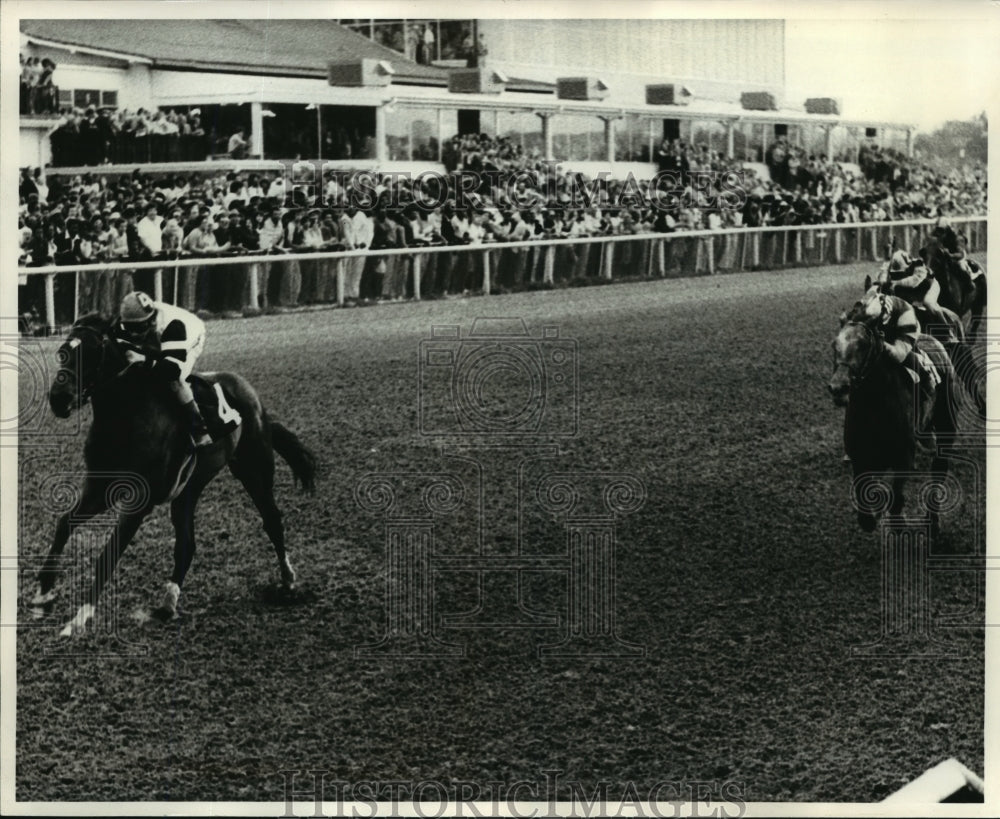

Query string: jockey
861 288 938 392
932 215 981 283
878 249 963 343
116 290 212 448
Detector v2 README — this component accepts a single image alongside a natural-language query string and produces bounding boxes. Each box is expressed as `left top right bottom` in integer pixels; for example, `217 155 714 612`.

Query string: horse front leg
852 465 882 533
32 479 110 618
928 453 951 542
155 473 211 621
890 473 907 518
59 508 148 637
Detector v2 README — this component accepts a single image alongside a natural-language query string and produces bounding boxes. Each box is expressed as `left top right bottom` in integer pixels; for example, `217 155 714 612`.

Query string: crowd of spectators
17 127 987 319
20 53 58 116
49 107 213 166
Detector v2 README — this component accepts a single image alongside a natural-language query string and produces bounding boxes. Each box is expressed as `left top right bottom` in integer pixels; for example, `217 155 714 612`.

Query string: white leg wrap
31 585 58 617
163 581 181 614
59 603 95 637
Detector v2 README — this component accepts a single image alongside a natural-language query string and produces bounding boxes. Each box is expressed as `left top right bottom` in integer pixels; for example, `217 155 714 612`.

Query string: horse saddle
906 345 941 394
188 374 243 441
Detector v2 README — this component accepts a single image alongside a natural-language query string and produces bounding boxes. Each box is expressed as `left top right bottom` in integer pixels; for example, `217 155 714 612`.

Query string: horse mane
74 312 114 335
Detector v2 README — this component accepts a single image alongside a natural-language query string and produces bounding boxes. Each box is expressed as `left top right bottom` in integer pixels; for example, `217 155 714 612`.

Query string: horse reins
60 324 131 403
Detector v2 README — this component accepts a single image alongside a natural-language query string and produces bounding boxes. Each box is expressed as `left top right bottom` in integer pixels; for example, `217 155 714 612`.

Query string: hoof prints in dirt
255 583 318 607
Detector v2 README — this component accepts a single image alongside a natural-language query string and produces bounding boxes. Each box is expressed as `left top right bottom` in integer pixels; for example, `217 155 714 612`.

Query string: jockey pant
162 331 205 407
167 377 196 406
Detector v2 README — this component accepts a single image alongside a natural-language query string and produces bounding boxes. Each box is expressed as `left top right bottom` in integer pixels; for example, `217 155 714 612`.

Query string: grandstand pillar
602 243 614 280
436 108 445 161
599 115 618 163
906 127 914 158
537 112 554 161
44 274 56 334
375 104 388 162
250 102 264 158
725 120 735 159
824 124 834 159
336 259 346 306
481 249 491 295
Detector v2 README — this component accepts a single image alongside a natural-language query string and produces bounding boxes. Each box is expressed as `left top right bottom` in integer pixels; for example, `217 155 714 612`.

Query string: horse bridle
839 320 884 388
59 324 129 403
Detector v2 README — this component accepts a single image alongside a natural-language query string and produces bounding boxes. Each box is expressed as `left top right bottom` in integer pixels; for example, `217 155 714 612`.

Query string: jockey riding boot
902 350 937 402
182 399 213 448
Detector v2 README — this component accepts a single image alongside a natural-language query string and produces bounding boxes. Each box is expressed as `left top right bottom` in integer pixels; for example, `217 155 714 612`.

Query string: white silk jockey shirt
123 301 206 382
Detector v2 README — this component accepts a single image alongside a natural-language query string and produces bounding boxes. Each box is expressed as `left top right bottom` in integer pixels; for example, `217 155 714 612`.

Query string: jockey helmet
119 291 157 337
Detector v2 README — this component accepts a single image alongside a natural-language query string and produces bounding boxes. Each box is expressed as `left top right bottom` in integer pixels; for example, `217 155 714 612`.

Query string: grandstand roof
20 19 447 84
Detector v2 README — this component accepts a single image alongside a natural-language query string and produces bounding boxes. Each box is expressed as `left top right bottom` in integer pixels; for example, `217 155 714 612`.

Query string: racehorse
35 313 317 636
921 233 987 343
828 304 956 536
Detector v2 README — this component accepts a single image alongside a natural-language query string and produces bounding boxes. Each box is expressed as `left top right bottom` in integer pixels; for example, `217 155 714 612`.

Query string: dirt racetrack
16 260 985 804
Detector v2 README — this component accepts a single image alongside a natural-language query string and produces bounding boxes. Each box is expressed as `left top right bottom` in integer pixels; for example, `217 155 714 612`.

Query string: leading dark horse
828 306 956 536
35 313 317 636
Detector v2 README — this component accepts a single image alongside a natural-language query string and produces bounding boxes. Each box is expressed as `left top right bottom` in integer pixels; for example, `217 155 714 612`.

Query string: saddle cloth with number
188 374 243 441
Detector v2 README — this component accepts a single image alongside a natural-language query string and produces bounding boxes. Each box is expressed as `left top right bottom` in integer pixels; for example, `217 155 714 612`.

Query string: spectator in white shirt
228 128 249 159
136 202 163 256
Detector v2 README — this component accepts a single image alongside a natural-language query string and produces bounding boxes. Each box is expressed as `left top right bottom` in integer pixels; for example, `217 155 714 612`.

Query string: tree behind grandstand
914 112 987 169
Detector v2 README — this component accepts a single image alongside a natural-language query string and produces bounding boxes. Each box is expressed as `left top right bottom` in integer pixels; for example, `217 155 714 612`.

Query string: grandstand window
440 108 458 155
100 90 118 109
57 88 71 109
614 114 651 162
497 111 544 157
691 119 727 156
410 111 439 161
882 127 908 154
385 108 412 161
438 20 472 61
73 89 101 109
803 123 827 158
551 114 607 162
321 105 376 160
830 124 860 163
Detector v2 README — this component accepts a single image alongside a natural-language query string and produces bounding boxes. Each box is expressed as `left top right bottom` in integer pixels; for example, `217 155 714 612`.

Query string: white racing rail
18 216 986 332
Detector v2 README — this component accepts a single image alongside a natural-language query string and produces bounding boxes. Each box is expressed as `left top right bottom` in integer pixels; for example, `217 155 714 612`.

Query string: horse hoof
149 605 178 623
59 603 95 637
58 621 81 638
30 587 57 617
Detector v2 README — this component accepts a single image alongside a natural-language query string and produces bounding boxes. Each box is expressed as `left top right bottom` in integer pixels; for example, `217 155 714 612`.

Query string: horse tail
270 421 317 493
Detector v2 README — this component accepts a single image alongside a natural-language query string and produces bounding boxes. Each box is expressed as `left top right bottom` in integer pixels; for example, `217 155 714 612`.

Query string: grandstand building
19 18 914 173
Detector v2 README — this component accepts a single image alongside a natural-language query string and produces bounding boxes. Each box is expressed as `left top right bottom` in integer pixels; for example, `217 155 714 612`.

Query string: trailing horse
35 313 317 636
867 243 985 416
920 233 986 343
828 305 956 537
